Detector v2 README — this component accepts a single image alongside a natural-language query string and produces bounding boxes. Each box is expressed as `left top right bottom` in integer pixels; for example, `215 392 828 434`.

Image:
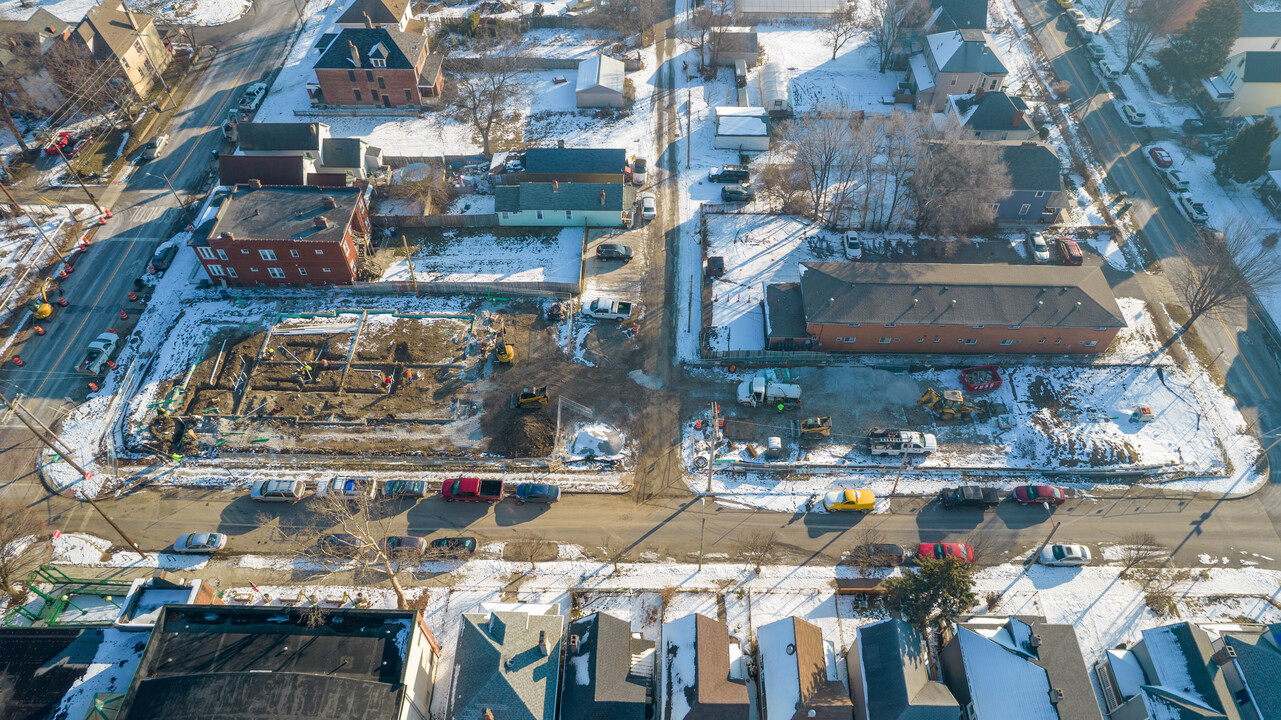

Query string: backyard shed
712 27 760 67
576 55 625 108
714 106 771 151
758 63 792 118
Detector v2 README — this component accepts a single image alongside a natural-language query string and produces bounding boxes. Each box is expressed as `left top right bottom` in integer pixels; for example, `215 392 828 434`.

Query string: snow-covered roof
758 63 790 106
717 116 769 137
663 615 697 720
576 54 625 94
1106 649 1146 698
956 626 1058 720
1142 625 1209 705
757 619 804 720
926 29 1008 75
909 52 936 91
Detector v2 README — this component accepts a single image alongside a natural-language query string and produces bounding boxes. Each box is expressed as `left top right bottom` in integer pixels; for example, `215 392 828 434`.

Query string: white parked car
1039 543 1092 567
1096 58 1120 79
631 156 647 185
238 82 267 111
1029 232 1051 263
843 232 862 259
316 476 376 500
639 192 656 220
173 532 228 554
1121 103 1146 126
1162 169 1190 192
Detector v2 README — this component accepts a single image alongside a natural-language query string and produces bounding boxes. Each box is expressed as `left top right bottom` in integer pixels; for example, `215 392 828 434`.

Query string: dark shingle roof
237 122 325 153
1238 0 1281 37
336 0 410 25
314 27 426 71
522 148 628 176
495 182 635 212
930 29 1008 74
219 155 307 186
322 137 365 168
799 262 1126 329
0 628 103 720
764 283 808 340
452 610 564 720
1242 52 1281 83
930 0 989 29
79 2 156 58
1013 617 1105 720
561 612 654 720
956 92 1030 132
1000 143 1062 191
859 619 960 720
210 185 362 244
693 614 750 714
1224 631 1281 719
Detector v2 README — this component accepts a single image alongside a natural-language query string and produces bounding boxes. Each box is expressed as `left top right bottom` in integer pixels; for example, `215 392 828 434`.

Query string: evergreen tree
883 556 977 631
1214 117 1279 183
1157 0 1243 83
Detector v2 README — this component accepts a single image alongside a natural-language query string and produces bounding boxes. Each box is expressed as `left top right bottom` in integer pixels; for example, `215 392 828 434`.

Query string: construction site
123 300 643 463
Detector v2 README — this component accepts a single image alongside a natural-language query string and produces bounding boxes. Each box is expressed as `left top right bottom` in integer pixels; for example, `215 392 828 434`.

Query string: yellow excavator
918 387 980 420
510 386 549 409
495 329 514 364
29 280 55 320
799 417 832 441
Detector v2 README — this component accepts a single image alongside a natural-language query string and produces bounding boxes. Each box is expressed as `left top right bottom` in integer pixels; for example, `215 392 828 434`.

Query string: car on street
631 156 647 185
43 131 71 155
1096 58 1120 79
173 532 228 554
1183 117 1226 135
428 536 478 557
1084 41 1105 59
707 165 750 183
1178 194 1209 224
316 533 363 555
1055 0 1073 8
917 542 976 563
639 192 657 220
384 535 427 557
1029 232 1051 262
1122 103 1146 126
1057 237 1083 265
847 543 907 566
821 489 876 512
514 483 561 504
1066 7 1085 24
66 136 94 158
720 184 755 202
938 486 1002 509
1039 543 1093 567
596 243 634 261
238 82 267 111
1147 147 1173 168
1161 168 1190 192
250 479 307 502
316 476 376 500
1013 484 1066 505
141 134 169 161
383 480 429 498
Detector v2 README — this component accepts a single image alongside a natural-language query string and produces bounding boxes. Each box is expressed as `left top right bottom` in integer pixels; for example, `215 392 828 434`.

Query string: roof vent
483 710 495 720
600 189 606 206
1213 645 1238 666
786 643 796 655
504 658 515 669
1049 688 1063 705
321 195 338 208
1030 634 1042 648
315 216 330 228
568 634 580 653
248 178 262 188
538 630 550 657
552 180 559 192
220 231 234 241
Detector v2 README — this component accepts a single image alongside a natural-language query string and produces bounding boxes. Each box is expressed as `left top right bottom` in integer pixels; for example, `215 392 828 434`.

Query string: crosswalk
122 204 174 225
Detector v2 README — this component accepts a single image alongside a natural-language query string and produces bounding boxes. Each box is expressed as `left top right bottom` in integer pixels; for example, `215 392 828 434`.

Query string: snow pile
51 532 211 570
568 424 626 460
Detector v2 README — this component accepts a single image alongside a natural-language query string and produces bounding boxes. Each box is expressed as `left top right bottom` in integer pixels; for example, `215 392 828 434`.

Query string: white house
713 106 770 151
576 55 625 108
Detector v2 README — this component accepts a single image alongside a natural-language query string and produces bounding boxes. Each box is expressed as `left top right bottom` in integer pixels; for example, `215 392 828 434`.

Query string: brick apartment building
193 184 370 287
764 262 1126 354
309 27 443 108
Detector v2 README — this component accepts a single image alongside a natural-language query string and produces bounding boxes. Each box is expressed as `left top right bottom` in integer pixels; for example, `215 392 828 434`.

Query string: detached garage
714 106 771 151
576 55 625 108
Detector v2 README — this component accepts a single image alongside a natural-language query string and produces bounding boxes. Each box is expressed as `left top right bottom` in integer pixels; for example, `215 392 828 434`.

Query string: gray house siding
994 189 1061 222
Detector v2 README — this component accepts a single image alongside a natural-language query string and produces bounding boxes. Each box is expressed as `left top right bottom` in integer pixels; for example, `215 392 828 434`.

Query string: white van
1097 59 1120 79
843 232 863 260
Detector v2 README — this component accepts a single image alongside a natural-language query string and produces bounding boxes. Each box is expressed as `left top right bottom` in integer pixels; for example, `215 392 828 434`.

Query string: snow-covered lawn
0 0 250 24
380 227 583 285
754 25 904 114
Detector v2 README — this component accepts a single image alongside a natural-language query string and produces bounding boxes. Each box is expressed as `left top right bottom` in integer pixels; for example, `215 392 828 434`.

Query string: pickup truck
582 298 633 321
441 477 505 502
737 374 802 407
938 485 1002 509
80 331 119 374
1177 195 1209 224
868 428 937 456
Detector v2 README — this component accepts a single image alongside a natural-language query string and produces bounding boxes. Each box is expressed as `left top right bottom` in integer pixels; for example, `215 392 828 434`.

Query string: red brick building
309 27 443 108
764 262 1126 354
193 184 370 287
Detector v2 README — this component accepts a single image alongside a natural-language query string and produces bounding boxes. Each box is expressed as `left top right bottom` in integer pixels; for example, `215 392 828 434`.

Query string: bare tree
507 534 552 570
866 0 924 73
1117 532 1167 576
1134 567 1192 616
685 0 728 70
302 488 411 610
738 530 779 573
1171 222 1281 333
780 104 863 222
755 162 810 214
1096 0 1123 32
0 502 47 598
879 111 919 228
908 126 1011 236
821 3 862 60
847 527 889 573
1120 0 1169 73
447 46 525 154
43 40 124 119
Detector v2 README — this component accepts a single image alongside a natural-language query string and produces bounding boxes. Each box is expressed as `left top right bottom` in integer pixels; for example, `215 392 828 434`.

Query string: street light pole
151 171 193 223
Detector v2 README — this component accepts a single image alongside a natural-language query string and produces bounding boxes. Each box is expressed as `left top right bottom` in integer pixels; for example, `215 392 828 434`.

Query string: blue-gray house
994 142 1065 224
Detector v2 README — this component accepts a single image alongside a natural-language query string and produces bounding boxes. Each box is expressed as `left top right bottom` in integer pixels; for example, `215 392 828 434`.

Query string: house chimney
254 208 261 216
483 710 495 720
599 189 606 206
557 139 565 148
248 178 262 188
322 195 338 208
1012 109 1024 127
315 216 330 228
1212 645 1238 667
220 231 234 241
568 634 580 653
1048 688 1064 705
363 11 374 27
552 180 559 193
538 631 549 656
1030 634 1042 649
349 40 361 68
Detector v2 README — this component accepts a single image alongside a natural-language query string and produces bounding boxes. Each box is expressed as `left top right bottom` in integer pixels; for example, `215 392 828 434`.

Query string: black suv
708 165 750 183
720 184 755 202
596 243 634 261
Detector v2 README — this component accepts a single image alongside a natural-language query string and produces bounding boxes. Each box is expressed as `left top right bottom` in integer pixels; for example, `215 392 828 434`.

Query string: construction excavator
510 386 549 409
28 279 58 320
799 416 832 441
918 387 981 421
495 329 514 364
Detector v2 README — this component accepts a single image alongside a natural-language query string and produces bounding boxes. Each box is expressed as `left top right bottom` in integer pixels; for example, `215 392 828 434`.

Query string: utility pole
0 180 67 264
698 402 718 572
1024 521 1061 571
401 235 418 296
52 143 106 216
151 171 192 222
0 393 147 557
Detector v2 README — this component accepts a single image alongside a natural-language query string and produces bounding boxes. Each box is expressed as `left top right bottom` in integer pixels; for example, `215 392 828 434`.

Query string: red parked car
65 136 94 158
1147 147 1173 168
917 542 976 563
43 131 71 155
1013 485 1066 505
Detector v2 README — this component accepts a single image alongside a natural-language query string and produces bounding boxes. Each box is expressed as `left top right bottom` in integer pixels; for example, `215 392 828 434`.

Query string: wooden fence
371 214 499 228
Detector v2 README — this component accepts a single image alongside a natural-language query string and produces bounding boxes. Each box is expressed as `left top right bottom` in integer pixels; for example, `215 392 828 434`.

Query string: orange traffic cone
56 298 68 307
58 270 67 279
128 292 138 302
119 310 128 320
11 356 23 366
97 216 107 226
103 209 113 218
63 263 73 273
34 326 45 336
88 382 98 392
107 360 118 370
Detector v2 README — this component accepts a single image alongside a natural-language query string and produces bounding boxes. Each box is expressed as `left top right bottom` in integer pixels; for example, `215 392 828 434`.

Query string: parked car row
249 478 561 505
315 533 480 559
822 484 1067 515
1142 145 1209 223
847 540 1092 567
1027 232 1083 265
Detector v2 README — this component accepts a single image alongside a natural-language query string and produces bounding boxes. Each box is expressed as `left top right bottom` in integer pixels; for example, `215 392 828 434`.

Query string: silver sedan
173 532 228 554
